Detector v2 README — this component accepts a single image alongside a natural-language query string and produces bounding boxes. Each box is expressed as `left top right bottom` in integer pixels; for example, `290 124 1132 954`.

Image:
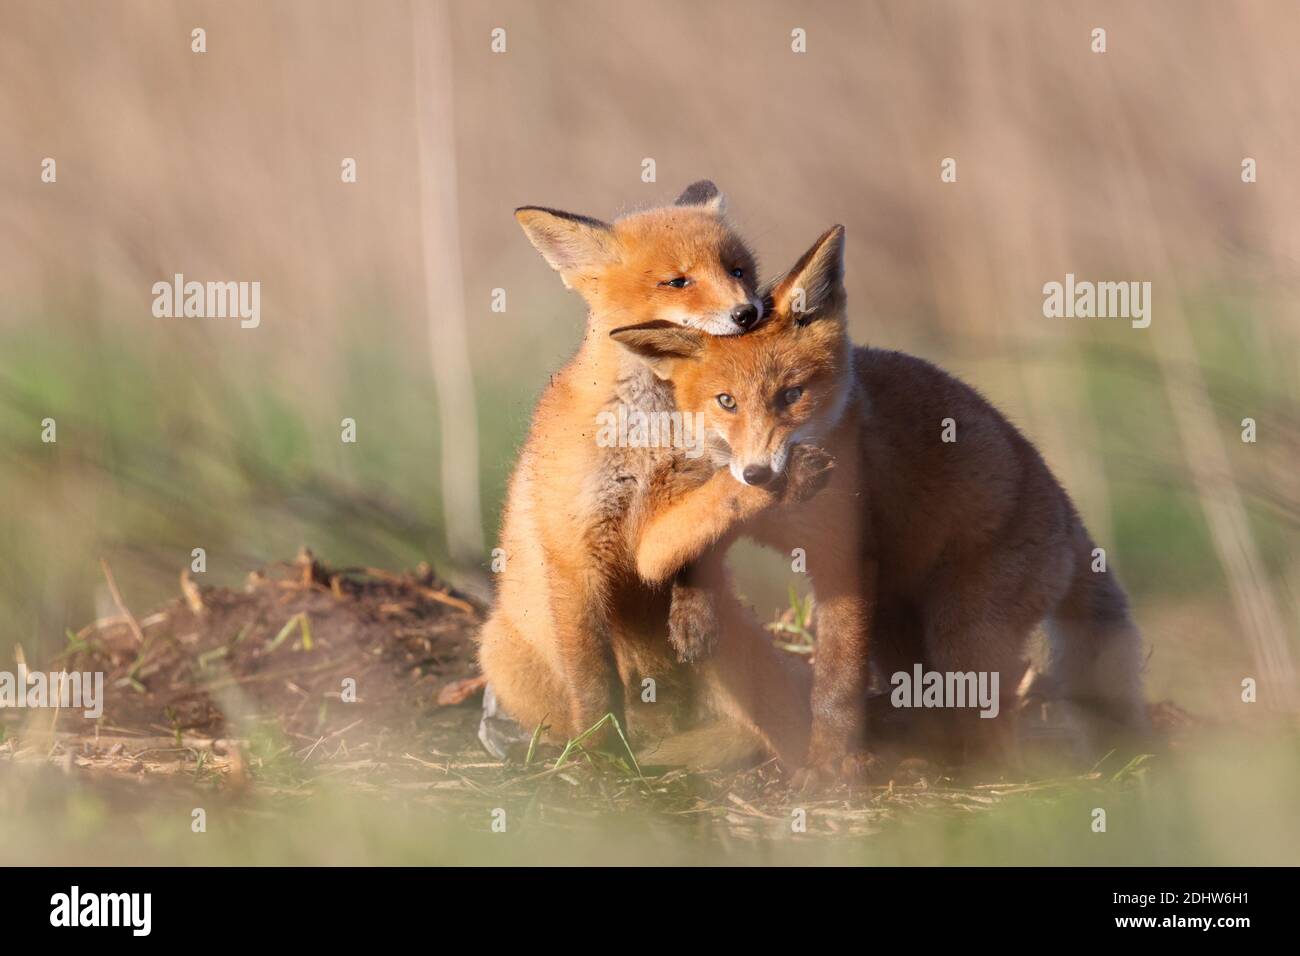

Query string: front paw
791 750 883 792
783 444 836 503
668 583 718 663
658 452 717 497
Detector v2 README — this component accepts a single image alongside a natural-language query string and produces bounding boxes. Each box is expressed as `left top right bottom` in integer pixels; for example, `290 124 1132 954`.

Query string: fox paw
784 444 836 503
658 452 717 497
791 750 883 792
668 583 719 663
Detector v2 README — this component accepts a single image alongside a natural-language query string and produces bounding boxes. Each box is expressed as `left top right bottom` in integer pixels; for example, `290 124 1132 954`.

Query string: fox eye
780 386 804 406
730 268 744 279
660 277 691 289
717 393 737 412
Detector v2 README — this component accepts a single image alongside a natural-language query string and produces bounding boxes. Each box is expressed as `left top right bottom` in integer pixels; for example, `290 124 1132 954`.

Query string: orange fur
477 183 810 765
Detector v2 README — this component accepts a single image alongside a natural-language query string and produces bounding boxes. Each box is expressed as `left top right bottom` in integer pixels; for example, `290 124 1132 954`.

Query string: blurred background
2 0 1297 721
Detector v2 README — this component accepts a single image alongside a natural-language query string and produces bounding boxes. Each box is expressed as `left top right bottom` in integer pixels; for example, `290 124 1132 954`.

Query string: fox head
611 225 851 486
515 181 763 336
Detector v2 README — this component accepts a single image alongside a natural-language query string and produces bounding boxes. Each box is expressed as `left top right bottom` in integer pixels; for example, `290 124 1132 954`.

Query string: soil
42 549 486 757
0 550 1200 843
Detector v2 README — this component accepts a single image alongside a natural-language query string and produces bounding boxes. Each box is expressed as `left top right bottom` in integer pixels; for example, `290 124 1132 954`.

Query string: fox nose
742 464 773 486
731 303 759 330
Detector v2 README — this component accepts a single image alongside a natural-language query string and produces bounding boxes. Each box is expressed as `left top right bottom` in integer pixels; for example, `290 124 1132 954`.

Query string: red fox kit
612 225 1149 783
477 182 812 765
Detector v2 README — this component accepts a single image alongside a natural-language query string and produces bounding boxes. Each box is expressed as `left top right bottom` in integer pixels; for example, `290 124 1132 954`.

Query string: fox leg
546 562 624 747
697 581 812 767
863 600 952 753
795 560 879 786
634 444 835 587
918 554 1063 772
477 613 572 742
644 454 763 663
667 546 734 663
632 562 811 769
634 470 772 585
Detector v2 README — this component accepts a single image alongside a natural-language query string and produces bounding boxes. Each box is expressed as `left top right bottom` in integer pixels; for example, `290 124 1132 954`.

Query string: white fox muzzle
681 297 764 336
728 440 790 486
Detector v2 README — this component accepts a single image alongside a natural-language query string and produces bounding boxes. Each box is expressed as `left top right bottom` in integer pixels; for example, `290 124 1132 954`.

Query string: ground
2 551 1291 866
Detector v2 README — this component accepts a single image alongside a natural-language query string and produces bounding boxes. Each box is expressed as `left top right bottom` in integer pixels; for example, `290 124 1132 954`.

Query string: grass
549 712 644 779
2 295 1292 648
0 292 1296 865
3 726 1297 866
765 585 817 654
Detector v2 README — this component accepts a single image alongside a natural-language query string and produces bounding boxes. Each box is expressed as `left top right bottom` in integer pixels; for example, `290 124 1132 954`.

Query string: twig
73 611 168 641
361 567 476 614
99 558 145 645
180 568 205 614
299 718 364 762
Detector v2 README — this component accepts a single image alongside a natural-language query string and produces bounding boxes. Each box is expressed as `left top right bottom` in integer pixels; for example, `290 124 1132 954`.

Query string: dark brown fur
613 226 1149 784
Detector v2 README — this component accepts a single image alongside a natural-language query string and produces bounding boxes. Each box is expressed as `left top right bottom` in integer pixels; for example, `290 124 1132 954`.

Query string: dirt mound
42 554 1197 765
50 550 486 752
3 555 1212 850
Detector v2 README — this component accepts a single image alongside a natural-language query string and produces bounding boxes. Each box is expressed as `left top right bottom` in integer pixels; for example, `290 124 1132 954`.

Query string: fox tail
1044 530 1151 756
635 721 767 771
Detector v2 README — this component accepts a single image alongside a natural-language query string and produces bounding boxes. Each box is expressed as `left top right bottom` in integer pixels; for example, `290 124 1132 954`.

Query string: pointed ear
609 320 704 379
674 179 726 215
765 225 845 321
515 206 618 280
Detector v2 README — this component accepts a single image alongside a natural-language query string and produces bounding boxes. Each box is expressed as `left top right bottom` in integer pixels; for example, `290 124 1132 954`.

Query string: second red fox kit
612 225 1149 782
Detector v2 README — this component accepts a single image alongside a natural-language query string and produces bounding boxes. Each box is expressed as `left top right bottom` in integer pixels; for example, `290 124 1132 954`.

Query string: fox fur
611 225 1150 783
477 182 812 767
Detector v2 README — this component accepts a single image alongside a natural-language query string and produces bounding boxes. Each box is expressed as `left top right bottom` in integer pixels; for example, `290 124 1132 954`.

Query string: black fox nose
742 464 773 486
731 303 759 329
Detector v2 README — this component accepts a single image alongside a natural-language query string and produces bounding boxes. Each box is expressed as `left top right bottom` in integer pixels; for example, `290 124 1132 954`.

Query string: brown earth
0 550 1199 844
42 549 486 760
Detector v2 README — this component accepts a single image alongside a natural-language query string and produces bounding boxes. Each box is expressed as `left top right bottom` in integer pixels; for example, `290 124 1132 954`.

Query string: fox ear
674 180 727 215
765 225 845 322
515 206 618 283
609 320 704 379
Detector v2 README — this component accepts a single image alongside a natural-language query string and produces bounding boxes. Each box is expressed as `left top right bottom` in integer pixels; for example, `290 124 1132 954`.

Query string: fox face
612 225 851 485
515 181 763 336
